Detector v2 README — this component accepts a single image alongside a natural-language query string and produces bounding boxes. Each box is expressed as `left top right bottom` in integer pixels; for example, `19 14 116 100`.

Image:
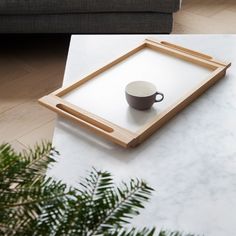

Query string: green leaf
0 142 200 236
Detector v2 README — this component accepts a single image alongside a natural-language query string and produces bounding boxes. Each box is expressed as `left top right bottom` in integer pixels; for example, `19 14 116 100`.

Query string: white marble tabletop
48 35 236 236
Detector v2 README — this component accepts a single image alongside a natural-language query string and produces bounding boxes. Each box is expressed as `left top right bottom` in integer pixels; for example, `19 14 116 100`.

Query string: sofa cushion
0 0 180 15
0 13 173 33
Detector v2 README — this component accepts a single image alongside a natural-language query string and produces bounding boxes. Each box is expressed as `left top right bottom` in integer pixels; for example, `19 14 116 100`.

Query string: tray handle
159 41 213 60
56 103 114 133
39 95 138 148
145 38 230 68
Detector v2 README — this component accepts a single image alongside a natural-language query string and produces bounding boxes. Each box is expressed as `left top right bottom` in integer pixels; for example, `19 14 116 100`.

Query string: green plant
0 143 197 236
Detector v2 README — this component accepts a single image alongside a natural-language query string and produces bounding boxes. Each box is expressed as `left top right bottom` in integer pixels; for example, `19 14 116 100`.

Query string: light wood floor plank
8 140 28 153
182 0 234 17
173 10 236 34
0 70 63 114
0 57 30 86
0 35 69 147
17 120 56 148
212 10 236 23
0 100 56 143
173 0 236 34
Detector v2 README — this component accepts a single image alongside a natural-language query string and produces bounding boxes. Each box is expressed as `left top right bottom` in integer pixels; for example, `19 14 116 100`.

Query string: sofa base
0 12 173 33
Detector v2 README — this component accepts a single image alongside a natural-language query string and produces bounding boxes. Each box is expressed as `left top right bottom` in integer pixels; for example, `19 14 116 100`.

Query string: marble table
47 35 236 236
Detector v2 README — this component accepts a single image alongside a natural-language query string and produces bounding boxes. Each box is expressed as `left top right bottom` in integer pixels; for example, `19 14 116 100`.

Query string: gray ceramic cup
125 81 164 110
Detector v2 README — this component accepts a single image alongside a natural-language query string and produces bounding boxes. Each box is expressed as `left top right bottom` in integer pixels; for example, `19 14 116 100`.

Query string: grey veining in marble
47 35 236 236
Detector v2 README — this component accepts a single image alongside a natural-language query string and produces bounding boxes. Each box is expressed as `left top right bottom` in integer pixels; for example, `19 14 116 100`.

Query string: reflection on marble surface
48 35 236 236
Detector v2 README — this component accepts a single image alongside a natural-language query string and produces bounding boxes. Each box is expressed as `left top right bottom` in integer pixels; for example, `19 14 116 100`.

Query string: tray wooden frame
39 39 231 148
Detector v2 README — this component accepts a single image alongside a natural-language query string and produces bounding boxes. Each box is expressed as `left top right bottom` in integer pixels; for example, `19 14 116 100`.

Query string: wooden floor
173 0 236 33
0 35 70 151
1 0 236 151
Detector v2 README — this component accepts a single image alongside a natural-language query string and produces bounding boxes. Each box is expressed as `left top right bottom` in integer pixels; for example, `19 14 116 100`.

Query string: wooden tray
39 39 231 148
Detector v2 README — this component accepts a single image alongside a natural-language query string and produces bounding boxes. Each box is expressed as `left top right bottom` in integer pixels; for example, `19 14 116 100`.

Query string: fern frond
85 176 154 235
104 227 155 236
0 143 199 236
80 167 114 199
159 231 197 236
0 142 57 191
0 143 68 236
2 178 72 233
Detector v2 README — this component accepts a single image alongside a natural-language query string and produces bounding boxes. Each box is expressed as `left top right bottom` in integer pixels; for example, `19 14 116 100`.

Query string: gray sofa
0 0 180 33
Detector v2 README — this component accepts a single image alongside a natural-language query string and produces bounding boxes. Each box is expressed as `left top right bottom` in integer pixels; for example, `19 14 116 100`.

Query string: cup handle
155 92 164 102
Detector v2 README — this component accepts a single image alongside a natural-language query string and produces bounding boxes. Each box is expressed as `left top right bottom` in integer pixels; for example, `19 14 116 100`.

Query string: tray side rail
135 66 228 145
39 95 138 148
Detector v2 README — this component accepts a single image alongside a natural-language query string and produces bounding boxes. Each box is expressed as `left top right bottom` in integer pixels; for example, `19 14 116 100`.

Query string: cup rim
125 81 157 98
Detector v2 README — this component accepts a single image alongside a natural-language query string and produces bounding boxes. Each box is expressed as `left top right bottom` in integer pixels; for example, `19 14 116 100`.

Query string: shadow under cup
125 81 164 110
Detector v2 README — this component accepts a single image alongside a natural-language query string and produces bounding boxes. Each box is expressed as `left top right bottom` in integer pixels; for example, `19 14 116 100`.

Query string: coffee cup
125 81 164 110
